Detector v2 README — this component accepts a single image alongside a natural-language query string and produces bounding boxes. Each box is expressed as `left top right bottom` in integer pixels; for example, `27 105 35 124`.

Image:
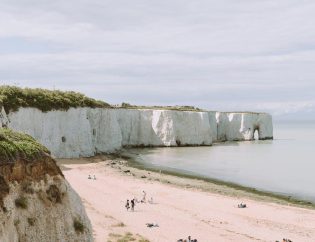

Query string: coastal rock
115 109 212 146
215 112 273 141
0 129 93 242
0 107 273 158
207 111 218 142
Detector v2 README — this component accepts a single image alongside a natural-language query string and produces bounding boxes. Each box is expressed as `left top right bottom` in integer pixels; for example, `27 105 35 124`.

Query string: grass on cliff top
0 86 203 113
0 86 112 113
0 128 50 163
118 102 204 112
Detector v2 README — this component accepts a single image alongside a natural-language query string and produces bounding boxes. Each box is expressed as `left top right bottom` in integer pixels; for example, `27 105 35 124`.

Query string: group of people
88 175 96 180
124 191 200 241
125 190 152 212
276 239 292 242
177 235 198 242
146 223 159 228
125 198 136 211
237 202 247 208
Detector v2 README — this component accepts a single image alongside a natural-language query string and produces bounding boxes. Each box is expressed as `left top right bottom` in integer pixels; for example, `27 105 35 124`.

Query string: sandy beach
57 156 315 242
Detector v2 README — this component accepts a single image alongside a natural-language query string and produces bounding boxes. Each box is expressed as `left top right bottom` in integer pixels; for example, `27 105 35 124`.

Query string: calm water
128 121 315 202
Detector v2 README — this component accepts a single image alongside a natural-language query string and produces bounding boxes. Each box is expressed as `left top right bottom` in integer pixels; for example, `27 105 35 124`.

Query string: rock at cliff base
0 128 93 242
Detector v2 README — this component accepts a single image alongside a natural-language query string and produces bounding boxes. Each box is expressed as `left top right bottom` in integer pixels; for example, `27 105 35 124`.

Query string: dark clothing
131 199 135 211
125 200 130 211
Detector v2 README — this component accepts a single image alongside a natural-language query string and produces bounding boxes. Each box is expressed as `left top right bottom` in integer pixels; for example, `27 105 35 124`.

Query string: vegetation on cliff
0 128 50 163
0 86 203 113
0 86 111 113
120 102 204 112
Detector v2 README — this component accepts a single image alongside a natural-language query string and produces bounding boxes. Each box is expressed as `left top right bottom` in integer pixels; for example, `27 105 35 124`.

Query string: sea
127 121 315 203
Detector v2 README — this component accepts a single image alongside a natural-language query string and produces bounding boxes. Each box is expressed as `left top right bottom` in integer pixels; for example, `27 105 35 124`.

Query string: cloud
0 0 314 119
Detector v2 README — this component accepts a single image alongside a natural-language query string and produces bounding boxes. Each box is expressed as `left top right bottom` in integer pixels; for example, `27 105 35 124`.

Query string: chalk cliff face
0 107 273 158
0 130 92 242
115 109 212 147
215 112 273 142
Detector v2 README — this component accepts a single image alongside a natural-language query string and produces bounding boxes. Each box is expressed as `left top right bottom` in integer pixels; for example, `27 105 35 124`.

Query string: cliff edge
0 86 273 158
0 128 92 242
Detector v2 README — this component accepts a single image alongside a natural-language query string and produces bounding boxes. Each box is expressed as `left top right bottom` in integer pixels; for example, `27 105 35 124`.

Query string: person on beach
131 199 135 211
125 200 130 211
146 223 159 227
141 190 146 203
238 202 247 208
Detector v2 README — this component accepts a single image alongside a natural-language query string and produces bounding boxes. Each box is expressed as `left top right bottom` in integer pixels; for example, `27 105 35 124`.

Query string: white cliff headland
0 107 273 158
0 86 284 242
0 86 273 158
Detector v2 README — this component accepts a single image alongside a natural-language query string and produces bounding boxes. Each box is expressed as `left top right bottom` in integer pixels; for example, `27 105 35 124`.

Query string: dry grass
111 222 126 227
108 232 150 242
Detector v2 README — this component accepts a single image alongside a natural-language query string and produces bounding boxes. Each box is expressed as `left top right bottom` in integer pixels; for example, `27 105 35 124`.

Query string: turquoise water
128 121 315 202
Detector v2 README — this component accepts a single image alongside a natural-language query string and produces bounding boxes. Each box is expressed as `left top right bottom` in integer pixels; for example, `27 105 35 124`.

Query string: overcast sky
0 0 314 119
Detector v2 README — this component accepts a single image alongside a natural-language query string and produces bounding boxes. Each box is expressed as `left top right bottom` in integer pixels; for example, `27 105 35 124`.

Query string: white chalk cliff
0 107 273 158
214 112 273 142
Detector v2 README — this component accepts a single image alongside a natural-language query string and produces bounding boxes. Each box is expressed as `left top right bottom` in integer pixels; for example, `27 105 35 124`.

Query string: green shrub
0 85 111 113
73 218 84 233
27 217 36 226
121 102 132 108
0 86 203 114
15 196 28 209
0 128 50 163
119 103 203 112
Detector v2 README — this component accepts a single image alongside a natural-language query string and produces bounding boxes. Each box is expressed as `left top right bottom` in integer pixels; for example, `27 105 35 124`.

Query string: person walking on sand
141 190 147 203
125 200 130 211
131 199 135 211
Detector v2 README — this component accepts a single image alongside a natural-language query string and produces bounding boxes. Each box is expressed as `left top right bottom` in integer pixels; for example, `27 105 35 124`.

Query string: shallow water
128 121 315 202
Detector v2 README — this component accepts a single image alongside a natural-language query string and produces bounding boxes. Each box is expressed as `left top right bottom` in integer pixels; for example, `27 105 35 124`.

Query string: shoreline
57 155 315 241
118 151 315 209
